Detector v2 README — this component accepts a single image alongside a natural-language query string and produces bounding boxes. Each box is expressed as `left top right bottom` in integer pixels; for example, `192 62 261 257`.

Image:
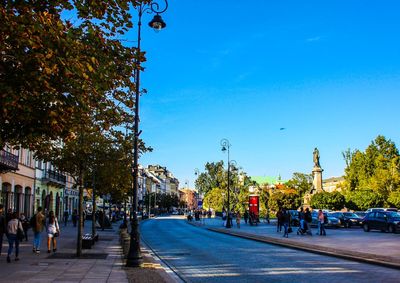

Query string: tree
343 135 400 200
285 172 313 197
268 190 301 213
1 1 138 151
310 191 345 210
195 162 225 195
344 188 385 211
203 188 225 212
387 191 400 208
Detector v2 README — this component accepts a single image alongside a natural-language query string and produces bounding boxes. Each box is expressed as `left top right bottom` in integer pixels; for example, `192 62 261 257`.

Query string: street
140 216 400 283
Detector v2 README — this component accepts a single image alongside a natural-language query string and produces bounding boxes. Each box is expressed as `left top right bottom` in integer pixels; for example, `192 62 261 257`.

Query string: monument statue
313 147 320 168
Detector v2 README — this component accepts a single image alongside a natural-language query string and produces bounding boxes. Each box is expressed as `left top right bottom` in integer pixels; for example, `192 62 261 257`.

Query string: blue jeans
7 234 19 257
319 222 326 235
33 231 42 250
0 233 4 255
283 223 289 236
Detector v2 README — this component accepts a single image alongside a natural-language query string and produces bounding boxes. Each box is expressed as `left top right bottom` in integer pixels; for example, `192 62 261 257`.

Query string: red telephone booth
249 195 259 224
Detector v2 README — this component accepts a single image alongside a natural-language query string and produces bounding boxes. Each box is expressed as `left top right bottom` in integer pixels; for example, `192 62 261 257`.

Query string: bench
82 233 96 249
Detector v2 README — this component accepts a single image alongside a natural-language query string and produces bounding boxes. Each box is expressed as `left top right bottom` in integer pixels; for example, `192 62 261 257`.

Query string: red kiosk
248 195 259 225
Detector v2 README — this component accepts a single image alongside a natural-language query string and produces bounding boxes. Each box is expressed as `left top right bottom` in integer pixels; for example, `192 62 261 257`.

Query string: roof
251 176 287 185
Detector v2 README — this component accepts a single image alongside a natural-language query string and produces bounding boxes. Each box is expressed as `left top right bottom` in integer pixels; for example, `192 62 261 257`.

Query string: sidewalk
188 217 400 269
0 219 176 283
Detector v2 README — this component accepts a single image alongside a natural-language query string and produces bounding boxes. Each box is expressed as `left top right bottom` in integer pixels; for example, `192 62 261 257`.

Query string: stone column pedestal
312 166 324 193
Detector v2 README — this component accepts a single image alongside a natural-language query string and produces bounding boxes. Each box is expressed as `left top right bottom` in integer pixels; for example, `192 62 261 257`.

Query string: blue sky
125 0 400 188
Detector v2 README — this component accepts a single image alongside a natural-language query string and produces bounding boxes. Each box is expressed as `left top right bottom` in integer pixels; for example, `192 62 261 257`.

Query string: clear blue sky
126 0 400 188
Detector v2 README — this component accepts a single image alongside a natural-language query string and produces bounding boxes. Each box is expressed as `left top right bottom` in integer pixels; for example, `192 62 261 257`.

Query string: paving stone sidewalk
0 219 176 283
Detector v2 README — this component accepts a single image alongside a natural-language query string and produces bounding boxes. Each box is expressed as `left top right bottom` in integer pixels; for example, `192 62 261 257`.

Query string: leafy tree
310 191 345 210
195 162 225 195
203 187 225 212
343 135 400 200
268 190 301 213
387 191 400 208
0 1 138 150
344 189 385 211
285 172 313 197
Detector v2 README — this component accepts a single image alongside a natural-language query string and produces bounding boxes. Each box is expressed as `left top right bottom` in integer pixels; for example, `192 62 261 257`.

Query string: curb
187 221 400 270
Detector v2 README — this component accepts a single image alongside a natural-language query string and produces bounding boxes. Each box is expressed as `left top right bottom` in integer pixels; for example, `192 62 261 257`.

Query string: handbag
54 231 59 237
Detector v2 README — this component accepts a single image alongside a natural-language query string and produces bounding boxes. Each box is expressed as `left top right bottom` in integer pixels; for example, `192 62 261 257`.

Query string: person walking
32 207 45 254
276 208 283 232
318 209 326 236
72 209 78 227
6 212 24 262
46 211 60 253
282 209 291 238
19 213 30 242
63 210 69 227
236 211 241 229
304 207 313 236
265 209 270 224
243 210 249 224
0 204 6 256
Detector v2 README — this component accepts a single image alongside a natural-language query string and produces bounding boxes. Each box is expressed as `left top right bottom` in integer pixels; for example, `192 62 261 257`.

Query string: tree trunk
76 175 84 257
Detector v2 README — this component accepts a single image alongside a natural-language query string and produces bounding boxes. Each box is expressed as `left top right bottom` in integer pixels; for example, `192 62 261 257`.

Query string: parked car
354 211 367 219
311 211 341 228
329 212 363 228
366 207 398 213
361 211 400 233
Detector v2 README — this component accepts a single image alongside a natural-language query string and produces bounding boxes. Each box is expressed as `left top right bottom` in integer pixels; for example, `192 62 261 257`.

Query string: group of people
0 204 61 263
276 207 326 238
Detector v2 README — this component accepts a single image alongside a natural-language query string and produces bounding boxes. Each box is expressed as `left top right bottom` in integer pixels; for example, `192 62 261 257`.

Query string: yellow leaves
86 62 94 73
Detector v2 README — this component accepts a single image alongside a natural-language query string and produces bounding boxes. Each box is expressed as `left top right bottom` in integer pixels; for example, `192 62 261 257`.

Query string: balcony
0 149 19 172
43 169 66 187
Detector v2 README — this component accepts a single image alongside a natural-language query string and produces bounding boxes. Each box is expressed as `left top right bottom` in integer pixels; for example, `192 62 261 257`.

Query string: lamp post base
226 216 232 228
126 214 143 267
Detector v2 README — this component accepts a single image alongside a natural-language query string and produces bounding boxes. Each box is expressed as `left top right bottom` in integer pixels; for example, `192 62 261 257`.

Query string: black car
361 211 400 233
329 212 363 228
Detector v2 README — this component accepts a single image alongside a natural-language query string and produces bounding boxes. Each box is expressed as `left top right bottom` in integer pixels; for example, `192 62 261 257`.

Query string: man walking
32 207 45 254
305 207 313 235
0 205 6 255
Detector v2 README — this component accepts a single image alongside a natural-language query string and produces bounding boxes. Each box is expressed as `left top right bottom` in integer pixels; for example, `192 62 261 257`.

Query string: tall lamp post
127 0 168 267
220 138 236 228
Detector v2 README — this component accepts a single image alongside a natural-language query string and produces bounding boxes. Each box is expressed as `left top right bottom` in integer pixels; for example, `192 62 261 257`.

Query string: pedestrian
63 210 69 227
265 209 270 224
222 209 227 227
46 211 60 253
6 212 24 262
282 209 290 238
304 207 313 236
31 207 45 254
72 209 78 227
236 211 241 229
19 213 30 242
243 210 249 224
0 204 6 256
318 209 326 236
276 207 283 232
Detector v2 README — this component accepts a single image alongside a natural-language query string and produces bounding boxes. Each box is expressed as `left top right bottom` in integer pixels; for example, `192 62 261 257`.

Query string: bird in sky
280 128 286 130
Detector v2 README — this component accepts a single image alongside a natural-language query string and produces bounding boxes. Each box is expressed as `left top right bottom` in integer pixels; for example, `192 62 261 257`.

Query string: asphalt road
140 216 400 283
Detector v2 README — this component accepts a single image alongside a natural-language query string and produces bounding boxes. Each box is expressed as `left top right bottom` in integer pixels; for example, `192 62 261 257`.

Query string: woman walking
318 209 326 236
6 212 24 263
236 211 241 229
46 211 60 253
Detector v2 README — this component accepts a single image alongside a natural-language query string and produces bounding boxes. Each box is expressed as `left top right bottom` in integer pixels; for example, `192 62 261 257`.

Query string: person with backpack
31 207 45 254
304 207 313 235
19 213 30 242
276 207 283 232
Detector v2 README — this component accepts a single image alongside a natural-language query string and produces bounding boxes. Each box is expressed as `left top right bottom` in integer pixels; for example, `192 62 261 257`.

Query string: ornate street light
127 0 168 268
220 138 236 228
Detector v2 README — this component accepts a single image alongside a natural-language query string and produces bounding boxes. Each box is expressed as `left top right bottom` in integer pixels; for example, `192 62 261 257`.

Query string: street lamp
220 138 236 228
127 0 168 268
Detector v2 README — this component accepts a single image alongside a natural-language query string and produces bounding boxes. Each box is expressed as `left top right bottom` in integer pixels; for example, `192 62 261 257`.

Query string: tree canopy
0 1 141 150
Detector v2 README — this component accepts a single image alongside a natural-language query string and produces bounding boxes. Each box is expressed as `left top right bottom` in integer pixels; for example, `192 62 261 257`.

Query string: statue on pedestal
313 147 320 168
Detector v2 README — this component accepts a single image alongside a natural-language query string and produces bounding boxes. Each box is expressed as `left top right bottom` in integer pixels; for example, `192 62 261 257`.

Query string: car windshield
343 213 359 218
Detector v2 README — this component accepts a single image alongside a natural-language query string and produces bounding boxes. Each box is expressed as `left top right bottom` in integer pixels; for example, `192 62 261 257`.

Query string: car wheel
363 223 370 232
388 225 396 233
